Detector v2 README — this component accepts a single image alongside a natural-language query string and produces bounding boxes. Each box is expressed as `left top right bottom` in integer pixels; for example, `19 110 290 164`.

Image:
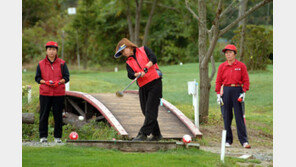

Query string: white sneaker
243 142 251 149
54 138 62 143
40 137 47 143
225 142 231 147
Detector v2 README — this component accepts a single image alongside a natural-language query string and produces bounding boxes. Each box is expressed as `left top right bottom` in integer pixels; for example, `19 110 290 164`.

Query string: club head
116 91 124 97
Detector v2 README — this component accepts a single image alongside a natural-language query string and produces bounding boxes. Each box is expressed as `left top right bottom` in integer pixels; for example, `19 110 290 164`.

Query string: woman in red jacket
114 38 163 141
215 44 250 149
35 41 70 143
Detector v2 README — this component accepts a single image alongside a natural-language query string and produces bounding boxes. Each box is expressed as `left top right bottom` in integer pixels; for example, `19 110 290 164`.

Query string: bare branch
220 0 237 18
219 0 272 36
185 0 203 25
214 0 223 25
142 0 158 46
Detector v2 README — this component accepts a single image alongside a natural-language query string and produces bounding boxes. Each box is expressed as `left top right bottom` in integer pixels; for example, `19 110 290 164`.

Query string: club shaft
122 75 140 92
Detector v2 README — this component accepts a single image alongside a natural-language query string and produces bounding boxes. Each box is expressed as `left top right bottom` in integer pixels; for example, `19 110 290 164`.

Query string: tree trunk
125 0 135 42
142 0 158 46
135 0 143 46
197 0 209 123
238 0 248 61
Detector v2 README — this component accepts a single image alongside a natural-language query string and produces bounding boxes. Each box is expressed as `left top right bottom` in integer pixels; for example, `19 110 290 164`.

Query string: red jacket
39 56 66 96
215 59 250 94
126 47 160 87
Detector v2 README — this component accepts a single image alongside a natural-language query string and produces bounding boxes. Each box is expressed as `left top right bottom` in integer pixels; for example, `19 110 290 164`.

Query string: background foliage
22 0 273 68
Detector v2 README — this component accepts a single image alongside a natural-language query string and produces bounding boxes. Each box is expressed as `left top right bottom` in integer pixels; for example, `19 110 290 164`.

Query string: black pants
221 86 248 145
39 95 64 138
138 78 162 136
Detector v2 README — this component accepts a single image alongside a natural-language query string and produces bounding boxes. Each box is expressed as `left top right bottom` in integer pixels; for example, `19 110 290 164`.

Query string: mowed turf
22 145 253 167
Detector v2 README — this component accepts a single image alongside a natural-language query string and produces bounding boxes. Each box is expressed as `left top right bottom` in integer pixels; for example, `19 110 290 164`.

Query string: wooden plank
67 98 85 117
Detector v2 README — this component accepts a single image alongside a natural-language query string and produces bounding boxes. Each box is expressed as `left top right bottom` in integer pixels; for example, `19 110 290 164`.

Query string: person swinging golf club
114 38 163 141
215 44 251 149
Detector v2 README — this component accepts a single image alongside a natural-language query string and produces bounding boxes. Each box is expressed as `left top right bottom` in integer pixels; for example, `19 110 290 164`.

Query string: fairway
22 145 253 167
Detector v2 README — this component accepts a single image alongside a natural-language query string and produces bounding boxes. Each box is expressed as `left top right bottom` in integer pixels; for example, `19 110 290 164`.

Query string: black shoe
132 134 147 141
148 134 163 141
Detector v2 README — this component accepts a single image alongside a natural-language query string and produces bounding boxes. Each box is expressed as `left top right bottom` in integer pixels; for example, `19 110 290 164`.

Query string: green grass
22 145 251 167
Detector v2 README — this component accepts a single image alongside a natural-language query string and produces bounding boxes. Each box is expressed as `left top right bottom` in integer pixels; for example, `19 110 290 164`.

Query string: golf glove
217 94 222 105
238 93 245 102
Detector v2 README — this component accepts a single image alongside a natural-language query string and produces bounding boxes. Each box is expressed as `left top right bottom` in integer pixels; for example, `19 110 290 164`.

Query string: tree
185 0 273 123
238 0 248 61
124 0 158 46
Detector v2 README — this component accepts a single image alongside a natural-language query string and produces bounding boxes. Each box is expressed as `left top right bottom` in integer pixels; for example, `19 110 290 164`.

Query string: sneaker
243 142 251 149
225 142 231 147
54 138 62 143
132 133 147 141
148 134 163 141
40 137 47 143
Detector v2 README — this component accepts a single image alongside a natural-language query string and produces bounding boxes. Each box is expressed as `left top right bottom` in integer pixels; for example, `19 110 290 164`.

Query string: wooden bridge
65 90 202 139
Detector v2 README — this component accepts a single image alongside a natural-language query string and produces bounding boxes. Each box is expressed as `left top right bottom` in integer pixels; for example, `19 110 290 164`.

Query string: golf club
116 74 141 97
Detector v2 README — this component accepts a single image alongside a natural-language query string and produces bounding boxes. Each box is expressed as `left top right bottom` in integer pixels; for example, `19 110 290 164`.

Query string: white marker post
114 67 118 72
66 82 70 91
220 130 227 163
187 79 199 128
27 85 31 103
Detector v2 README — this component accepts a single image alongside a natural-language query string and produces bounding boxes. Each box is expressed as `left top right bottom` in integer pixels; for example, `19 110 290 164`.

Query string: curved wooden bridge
65 90 202 139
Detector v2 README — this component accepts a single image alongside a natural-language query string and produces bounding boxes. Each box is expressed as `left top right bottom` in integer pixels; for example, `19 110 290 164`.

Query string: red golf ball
69 132 79 140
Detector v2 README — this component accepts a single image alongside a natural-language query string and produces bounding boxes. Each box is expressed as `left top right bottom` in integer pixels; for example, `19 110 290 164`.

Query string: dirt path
198 124 273 166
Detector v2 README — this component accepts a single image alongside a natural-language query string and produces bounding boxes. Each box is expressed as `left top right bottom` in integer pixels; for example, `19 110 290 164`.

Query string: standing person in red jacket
215 44 251 149
114 38 163 141
35 41 70 143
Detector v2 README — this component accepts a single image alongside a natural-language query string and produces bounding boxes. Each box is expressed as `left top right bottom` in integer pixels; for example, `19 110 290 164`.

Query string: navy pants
138 78 162 136
221 86 248 145
39 95 64 138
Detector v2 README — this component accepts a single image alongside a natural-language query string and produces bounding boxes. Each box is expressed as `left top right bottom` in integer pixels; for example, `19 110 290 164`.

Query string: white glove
217 94 222 105
238 93 246 102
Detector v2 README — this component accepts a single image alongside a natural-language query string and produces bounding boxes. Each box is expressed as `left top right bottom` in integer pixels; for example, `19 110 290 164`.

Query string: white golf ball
78 116 84 121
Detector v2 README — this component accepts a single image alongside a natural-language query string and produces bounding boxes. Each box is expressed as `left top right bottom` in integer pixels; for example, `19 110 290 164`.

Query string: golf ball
78 116 84 121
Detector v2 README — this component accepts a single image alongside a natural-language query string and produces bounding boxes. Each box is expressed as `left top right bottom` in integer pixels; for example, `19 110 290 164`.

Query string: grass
22 62 273 166
22 145 252 167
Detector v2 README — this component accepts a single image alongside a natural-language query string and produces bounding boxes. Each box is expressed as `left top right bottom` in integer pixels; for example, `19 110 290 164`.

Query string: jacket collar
45 55 57 64
225 59 238 66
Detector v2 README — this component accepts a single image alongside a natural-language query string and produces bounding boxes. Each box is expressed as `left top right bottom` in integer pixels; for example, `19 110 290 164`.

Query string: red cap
45 41 58 48
222 44 237 53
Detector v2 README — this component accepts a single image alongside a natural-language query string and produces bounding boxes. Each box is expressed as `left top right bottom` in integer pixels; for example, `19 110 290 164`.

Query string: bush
232 25 273 70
